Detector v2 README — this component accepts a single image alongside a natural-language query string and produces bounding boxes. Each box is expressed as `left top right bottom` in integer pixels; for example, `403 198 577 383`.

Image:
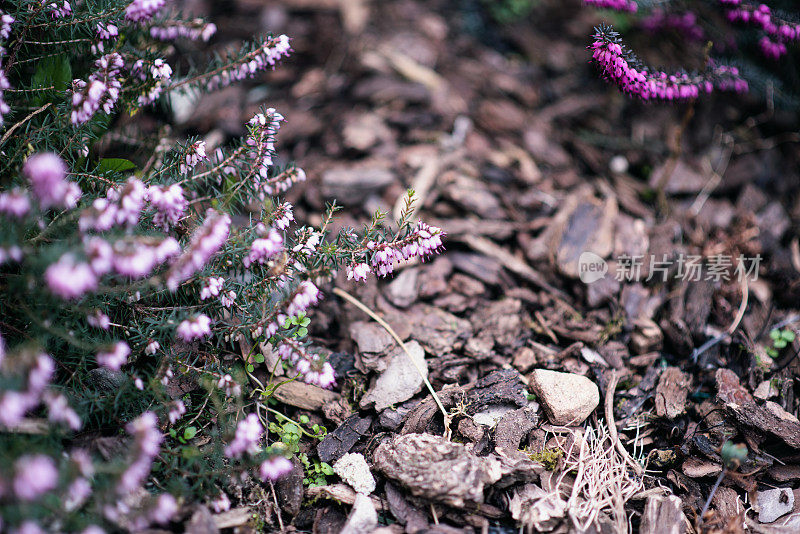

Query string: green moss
528 447 564 471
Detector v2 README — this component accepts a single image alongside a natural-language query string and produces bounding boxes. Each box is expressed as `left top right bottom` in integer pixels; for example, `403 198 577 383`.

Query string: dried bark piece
508 484 567 532
655 367 690 419
360 341 427 411
716 369 800 449
373 433 502 508
317 414 374 463
274 458 304 515
385 482 429 533
639 494 687 534
271 380 341 411
404 304 473 356
494 407 538 451
555 197 617 279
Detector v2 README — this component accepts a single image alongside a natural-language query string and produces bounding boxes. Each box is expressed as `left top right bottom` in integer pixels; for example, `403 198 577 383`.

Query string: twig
0 103 52 146
691 277 749 363
333 287 452 439
269 480 285 532
606 371 644 477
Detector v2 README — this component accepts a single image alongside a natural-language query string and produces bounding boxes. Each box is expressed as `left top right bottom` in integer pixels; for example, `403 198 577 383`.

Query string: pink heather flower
217 374 241 397
28 353 55 393
65 477 92 511
180 141 207 174
259 456 293 481
221 290 236 308
273 202 294 230
45 254 98 299
131 58 173 106
114 179 148 227
347 262 370 282
44 391 82 430
176 314 212 341
200 277 224 300
148 183 186 230
96 342 130 371
167 400 186 424
14 455 58 501
244 229 283 267
87 310 110 329
0 391 36 427
1 11 14 40
206 35 291 91
150 19 217 41
11 521 46 534
224 413 263 458
119 412 162 494
47 1 72 18
760 36 787 59
125 0 166 22
286 281 320 317
92 22 118 54
84 237 113 275
149 493 178 524
0 246 23 266
210 492 231 513
145 339 160 355
70 53 124 125
81 526 105 534
134 377 145 389
166 209 231 290
24 152 80 210
0 188 31 218
276 340 336 388
0 328 5 366
111 237 180 278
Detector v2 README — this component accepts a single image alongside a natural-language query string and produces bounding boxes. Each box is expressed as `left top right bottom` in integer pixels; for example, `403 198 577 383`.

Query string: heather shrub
583 0 800 103
0 1 443 532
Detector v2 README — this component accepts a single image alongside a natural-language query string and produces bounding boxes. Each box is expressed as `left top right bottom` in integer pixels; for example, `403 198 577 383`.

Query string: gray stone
528 369 599 425
340 493 378 534
360 341 427 411
334 453 376 495
757 487 794 523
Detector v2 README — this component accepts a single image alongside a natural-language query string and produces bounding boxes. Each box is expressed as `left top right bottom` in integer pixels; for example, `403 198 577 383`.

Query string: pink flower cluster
96 341 131 371
721 2 799 59
273 202 294 230
166 209 230 290
200 276 224 300
110 236 181 278
583 0 637 12
125 0 166 22
132 58 173 106
347 262 370 282
224 413 263 458
245 109 284 194
46 254 99 298
642 10 705 41
13 455 58 501
180 140 207 174
205 34 291 90
176 314 212 341
150 19 217 42
47 1 72 18
148 183 186 230
367 221 445 277
590 27 749 101
0 11 12 126
92 22 119 54
71 53 124 125
217 374 241 397
80 178 147 232
244 228 283 267
259 456 293 481
167 400 186 424
87 310 110 329
0 188 29 218
118 412 162 494
1 10 13 39
24 152 81 210
286 280 320 317
276 339 335 388
264 167 307 197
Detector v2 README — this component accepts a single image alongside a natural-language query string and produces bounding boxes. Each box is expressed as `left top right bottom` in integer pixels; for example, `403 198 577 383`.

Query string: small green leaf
774 339 787 349
770 329 782 341
720 440 748 469
246 363 254 373
299 415 309 424
283 317 292 328
96 158 138 174
169 428 177 438
320 462 334 475
184 426 198 440
782 331 795 342
254 353 265 364
296 327 308 338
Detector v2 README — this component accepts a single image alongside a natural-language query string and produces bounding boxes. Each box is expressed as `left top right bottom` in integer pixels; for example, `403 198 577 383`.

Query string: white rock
360 341 427 411
472 404 516 427
757 487 794 523
334 453 376 495
528 369 599 426
340 493 378 534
